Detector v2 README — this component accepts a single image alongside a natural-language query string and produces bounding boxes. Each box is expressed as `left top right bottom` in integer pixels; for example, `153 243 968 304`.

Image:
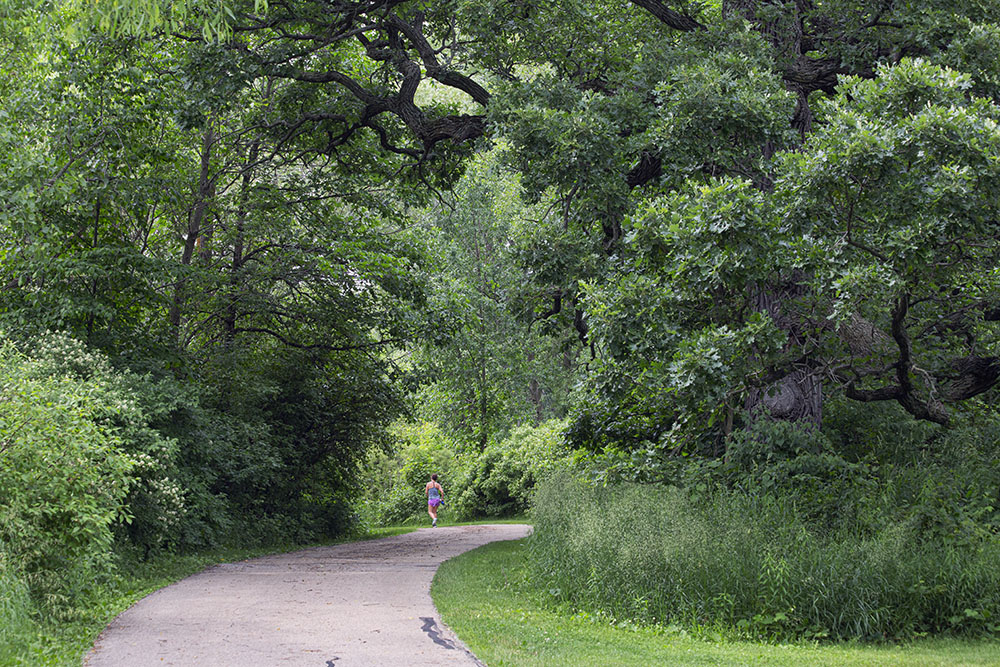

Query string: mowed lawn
431 539 1000 666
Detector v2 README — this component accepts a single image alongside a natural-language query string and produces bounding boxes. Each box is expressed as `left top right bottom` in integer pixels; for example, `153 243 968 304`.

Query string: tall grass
0 544 34 664
530 472 1000 640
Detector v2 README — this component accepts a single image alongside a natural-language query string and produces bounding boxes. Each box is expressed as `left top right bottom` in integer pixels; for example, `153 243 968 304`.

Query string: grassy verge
431 539 1000 666
11 527 419 666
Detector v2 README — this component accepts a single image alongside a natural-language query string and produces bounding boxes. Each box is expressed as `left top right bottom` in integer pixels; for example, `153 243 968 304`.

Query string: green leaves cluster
573 57 1000 457
413 146 579 447
0 332 181 613
0 0 428 569
361 418 571 525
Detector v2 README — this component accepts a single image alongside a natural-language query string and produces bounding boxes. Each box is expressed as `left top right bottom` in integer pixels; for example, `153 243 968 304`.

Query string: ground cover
431 539 1000 666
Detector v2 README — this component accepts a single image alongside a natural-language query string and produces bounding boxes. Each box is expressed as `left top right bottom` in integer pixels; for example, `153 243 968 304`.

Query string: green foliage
565 56 1000 458
361 418 573 525
451 419 572 519
360 421 460 526
0 3 423 550
0 334 135 613
551 403 1000 641
24 335 188 557
414 146 579 448
161 345 399 547
530 470 1000 641
0 542 33 665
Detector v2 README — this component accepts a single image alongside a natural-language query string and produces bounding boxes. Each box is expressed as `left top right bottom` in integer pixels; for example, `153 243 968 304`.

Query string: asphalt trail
85 524 531 666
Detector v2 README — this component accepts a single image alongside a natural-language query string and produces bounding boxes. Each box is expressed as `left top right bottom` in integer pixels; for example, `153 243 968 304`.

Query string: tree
0 16 436 546
53 0 1000 448
480 1 1000 437
414 147 578 448
580 59 1000 458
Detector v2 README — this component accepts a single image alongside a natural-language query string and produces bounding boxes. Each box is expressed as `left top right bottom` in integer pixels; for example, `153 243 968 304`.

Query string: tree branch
385 13 491 106
628 0 703 31
235 326 407 351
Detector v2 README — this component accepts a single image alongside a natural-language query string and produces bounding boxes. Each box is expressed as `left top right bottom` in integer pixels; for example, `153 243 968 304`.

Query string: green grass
7 528 421 666
431 539 1000 666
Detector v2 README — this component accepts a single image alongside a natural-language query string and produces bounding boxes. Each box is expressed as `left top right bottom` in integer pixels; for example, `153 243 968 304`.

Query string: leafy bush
26 334 187 556
724 419 880 534
361 418 573 525
530 471 1000 641
0 335 136 612
821 396 936 465
451 419 571 519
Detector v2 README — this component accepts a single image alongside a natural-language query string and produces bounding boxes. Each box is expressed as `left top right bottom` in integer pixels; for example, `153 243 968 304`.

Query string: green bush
530 471 1000 641
26 334 187 557
361 418 573 525
451 419 571 519
724 419 880 534
821 396 935 465
0 335 135 613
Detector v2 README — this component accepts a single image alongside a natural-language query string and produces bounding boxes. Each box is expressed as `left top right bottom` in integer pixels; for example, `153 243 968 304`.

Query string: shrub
821 396 935 465
360 421 461 525
0 335 135 613
26 333 186 556
724 419 880 534
361 418 573 525
451 419 571 519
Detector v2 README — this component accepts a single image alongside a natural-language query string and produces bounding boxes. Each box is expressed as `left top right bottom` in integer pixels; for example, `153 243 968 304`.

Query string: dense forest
2 0 1000 659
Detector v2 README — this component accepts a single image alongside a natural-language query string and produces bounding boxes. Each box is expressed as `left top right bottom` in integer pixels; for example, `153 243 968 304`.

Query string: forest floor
84 524 531 666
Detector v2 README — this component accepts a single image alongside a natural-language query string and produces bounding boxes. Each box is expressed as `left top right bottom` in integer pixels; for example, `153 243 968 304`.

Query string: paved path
85 524 531 666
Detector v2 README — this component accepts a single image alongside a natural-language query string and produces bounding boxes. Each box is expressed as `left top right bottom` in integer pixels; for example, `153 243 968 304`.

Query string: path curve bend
86 524 531 666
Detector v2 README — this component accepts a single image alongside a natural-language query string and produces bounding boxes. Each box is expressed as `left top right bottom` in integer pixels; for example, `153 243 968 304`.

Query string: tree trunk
169 122 215 340
744 279 823 427
723 0 824 428
223 138 260 345
86 196 102 343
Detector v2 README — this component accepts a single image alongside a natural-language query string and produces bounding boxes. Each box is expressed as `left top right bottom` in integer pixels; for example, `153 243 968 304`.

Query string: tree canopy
5 0 996 453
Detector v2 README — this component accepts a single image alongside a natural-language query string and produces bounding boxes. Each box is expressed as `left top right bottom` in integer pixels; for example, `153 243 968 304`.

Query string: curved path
86 524 531 666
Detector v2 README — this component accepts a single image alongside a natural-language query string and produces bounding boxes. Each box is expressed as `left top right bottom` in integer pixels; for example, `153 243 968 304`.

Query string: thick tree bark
744 278 823 426
720 0 824 427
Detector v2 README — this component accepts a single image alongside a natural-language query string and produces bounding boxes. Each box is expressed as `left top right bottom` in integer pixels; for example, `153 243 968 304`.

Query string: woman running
425 474 444 527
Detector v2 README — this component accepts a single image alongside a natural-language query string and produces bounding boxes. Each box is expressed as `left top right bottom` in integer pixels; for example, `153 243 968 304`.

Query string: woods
2 0 1000 661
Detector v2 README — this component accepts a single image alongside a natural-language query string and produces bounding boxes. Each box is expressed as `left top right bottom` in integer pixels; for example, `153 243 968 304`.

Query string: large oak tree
64 0 1000 448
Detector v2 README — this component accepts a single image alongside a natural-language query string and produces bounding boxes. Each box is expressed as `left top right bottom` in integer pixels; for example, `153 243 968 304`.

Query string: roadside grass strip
431 539 1000 666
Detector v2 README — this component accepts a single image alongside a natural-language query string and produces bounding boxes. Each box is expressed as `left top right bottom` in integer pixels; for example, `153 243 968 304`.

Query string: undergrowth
530 471 1000 642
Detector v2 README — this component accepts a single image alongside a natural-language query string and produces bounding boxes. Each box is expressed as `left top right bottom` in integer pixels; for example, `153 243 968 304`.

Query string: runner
426 473 444 527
